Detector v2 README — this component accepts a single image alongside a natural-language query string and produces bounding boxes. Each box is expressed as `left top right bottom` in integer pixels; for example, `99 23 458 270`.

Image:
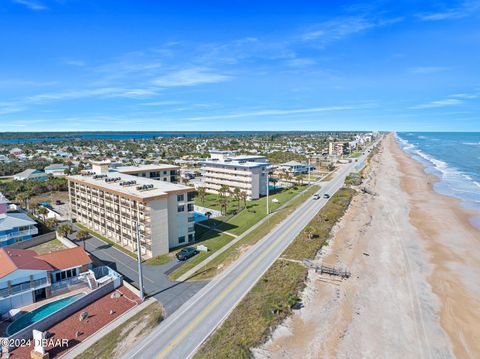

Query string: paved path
121 146 375 359
176 175 327 282
69 230 206 315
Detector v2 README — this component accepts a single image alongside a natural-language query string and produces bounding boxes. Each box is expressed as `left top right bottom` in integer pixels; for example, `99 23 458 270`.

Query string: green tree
76 228 90 250
37 206 48 221
197 187 207 206
57 224 72 238
45 218 58 230
232 187 242 210
240 191 248 208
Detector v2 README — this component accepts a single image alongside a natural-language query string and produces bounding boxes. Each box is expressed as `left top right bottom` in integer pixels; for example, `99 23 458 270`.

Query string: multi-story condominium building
201 151 269 200
112 164 180 182
67 162 195 258
328 142 350 156
0 193 38 248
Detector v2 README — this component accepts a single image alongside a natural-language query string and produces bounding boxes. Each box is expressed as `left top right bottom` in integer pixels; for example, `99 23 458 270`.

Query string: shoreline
255 134 480 359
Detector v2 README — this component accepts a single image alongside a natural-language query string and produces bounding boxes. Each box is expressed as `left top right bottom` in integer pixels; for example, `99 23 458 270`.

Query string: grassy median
194 188 355 359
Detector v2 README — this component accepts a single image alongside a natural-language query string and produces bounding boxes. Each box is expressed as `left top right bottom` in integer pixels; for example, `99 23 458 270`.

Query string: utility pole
308 157 311 185
266 169 269 215
135 222 145 301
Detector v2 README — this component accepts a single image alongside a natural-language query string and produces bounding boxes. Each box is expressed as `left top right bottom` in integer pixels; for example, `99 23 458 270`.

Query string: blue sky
0 0 479 132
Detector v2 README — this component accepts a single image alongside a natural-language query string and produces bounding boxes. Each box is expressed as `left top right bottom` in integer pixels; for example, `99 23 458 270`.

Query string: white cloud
63 59 86 67
418 0 480 21
12 0 47 10
183 106 359 121
411 98 464 109
152 68 231 87
408 66 449 74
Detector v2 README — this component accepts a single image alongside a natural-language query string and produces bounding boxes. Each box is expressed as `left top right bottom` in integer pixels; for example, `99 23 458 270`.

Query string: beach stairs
303 259 351 279
85 273 98 290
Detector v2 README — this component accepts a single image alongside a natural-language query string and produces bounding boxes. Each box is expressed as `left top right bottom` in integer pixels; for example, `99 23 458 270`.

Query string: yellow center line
156 198 316 358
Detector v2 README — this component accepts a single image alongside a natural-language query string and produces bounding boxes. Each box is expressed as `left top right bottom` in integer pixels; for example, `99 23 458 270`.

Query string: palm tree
304 226 315 240
76 228 90 250
240 191 248 209
269 178 278 190
218 184 230 198
232 187 242 210
197 187 207 206
297 174 305 186
218 196 229 215
45 218 58 230
57 224 72 238
37 206 48 221
15 192 30 209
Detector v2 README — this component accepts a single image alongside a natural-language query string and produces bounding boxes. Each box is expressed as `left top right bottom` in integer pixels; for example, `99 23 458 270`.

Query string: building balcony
0 228 39 242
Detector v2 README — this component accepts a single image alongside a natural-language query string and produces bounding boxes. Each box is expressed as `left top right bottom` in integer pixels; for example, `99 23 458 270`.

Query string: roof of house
113 164 179 174
0 212 37 231
280 161 305 167
0 248 53 278
14 169 47 179
36 247 92 270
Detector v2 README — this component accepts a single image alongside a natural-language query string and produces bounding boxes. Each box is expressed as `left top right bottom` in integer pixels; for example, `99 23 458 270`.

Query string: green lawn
194 188 355 358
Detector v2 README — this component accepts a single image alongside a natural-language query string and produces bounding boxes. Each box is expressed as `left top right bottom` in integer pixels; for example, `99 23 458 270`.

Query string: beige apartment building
328 142 350 156
67 161 195 258
201 151 268 200
113 164 180 182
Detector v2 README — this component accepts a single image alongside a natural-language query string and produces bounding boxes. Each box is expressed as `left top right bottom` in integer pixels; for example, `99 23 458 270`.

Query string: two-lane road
123 147 375 359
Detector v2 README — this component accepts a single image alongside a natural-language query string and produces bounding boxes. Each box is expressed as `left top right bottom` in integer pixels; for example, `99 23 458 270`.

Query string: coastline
255 134 480 359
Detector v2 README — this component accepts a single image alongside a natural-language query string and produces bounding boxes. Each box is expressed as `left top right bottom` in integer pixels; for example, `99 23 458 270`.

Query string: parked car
323 193 330 199
176 247 199 261
55 200 63 205
313 194 320 200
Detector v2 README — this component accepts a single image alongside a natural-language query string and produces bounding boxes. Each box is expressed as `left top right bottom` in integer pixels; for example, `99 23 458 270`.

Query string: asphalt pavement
121 147 374 359
69 230 206 315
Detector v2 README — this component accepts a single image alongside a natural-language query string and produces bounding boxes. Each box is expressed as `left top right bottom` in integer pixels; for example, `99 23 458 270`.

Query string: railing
0 228 38 242
0 277 49 298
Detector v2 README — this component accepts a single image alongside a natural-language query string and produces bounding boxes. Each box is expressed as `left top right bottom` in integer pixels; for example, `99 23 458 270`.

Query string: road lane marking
156 191 324 358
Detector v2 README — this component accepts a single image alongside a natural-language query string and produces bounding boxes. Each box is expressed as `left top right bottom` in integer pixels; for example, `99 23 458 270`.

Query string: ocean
396 132 480 228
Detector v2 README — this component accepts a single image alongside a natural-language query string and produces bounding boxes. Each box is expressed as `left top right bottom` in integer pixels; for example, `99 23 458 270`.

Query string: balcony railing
0 277 49 298
0 228 39 242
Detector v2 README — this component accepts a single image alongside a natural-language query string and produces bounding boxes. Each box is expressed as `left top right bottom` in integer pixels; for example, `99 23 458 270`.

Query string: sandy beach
254 134 480 359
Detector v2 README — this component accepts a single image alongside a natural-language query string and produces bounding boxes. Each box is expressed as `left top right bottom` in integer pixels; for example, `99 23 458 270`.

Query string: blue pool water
193 212 208 222
6 293 85 336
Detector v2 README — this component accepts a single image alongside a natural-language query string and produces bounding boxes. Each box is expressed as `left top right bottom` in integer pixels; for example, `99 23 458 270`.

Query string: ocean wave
398 135 480 211
463 141 480 146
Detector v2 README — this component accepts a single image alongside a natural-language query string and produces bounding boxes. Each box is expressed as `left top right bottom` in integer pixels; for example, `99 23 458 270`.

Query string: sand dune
254 134 480 359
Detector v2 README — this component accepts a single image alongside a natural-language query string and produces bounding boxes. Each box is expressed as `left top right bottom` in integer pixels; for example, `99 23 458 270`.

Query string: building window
187 192 195 201
177 205 185 212
187 203 194 212
177 194 184 201
178 236 185 243
188 234 194 242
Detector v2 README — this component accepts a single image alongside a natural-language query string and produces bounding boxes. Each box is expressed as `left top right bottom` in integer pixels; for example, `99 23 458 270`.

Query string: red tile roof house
0 247 92 317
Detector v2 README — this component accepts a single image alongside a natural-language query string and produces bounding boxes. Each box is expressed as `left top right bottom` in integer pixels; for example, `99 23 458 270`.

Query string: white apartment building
201 151 268 200
67 161 195 258
113 164 180 182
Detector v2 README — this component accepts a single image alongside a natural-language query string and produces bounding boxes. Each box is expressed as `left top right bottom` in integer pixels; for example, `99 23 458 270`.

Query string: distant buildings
0 194 38 248
201 150 268 200
328 142 350 157
277 161 315 176
44 163 69 176
67 161 195 258
112 164 180 182
13 169 48 181
0 246 92 315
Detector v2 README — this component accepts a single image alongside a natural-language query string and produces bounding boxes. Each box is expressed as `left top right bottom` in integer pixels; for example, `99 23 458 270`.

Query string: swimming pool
193 212 208 222
6 293 85 336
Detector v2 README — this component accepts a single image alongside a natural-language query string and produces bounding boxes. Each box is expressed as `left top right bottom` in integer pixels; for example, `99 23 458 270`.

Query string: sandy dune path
254 135 480 359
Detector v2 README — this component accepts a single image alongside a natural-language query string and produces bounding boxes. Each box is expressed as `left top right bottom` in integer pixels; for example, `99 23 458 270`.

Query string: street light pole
308 157 311 185
135 221 145 301
266 169 269 215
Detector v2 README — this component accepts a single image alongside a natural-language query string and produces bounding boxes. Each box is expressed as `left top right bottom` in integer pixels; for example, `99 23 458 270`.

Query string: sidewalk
176 173 332 282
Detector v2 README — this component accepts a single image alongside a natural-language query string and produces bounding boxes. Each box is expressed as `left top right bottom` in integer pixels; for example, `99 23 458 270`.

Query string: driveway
69 226 206 315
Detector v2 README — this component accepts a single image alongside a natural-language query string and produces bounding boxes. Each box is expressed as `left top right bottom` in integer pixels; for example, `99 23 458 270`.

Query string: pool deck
7 285 141 358
0 286 92 337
